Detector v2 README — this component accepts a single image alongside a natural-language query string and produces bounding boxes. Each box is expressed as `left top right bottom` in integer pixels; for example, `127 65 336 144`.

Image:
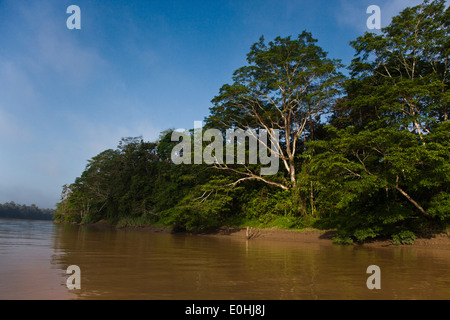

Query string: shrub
392 230 416 245
332 233 354 245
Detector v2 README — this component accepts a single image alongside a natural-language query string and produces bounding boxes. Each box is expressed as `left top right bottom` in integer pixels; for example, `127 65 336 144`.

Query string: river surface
0 218 449 300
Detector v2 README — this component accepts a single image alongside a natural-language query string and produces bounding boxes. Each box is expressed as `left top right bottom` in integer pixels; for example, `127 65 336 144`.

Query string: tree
206 31 344 189
309 0 449 242
341 0 449 135
54 137 161 223
308 122 449 242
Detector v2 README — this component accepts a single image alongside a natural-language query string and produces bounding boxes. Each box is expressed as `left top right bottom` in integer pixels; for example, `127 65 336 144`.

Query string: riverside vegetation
54 1 449 245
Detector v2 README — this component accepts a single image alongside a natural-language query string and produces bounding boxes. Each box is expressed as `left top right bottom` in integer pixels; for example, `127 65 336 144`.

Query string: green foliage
54 0 448 244
392 231 416 245
244 189 298 219
159 176 239 231
310 0 449 242
333 0 449 133
332 233 354 245
116 215 156 228
307 122 449 241
206 30 344 188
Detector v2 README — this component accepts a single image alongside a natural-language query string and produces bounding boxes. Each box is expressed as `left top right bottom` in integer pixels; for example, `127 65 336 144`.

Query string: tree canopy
206 31 344 188
54 0 449 245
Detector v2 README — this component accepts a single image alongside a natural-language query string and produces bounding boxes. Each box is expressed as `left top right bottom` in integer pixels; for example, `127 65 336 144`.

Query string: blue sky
0 0 429 208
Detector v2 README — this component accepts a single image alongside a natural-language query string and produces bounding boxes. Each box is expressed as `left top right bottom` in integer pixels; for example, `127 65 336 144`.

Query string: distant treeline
0 202 54 221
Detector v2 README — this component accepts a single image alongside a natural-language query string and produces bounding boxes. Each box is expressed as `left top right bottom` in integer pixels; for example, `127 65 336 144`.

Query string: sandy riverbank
110 223 450 250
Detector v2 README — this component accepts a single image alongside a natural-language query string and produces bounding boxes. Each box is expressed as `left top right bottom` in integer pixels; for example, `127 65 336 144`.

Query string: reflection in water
1 218 450 299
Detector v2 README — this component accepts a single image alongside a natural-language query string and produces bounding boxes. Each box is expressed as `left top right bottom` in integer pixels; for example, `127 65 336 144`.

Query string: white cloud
382 0 426 22
23 5 106 85
336 0 426 32
0 56 40 114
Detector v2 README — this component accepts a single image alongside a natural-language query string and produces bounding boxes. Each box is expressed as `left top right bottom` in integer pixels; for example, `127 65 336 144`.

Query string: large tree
309 0 449 242
206 31 344 189
336 0 449 135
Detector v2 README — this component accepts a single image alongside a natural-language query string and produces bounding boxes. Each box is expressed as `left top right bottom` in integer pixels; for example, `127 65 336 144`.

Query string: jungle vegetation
54 0 449 244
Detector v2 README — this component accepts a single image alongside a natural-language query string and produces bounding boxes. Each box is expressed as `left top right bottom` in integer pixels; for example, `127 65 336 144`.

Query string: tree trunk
394 184 429 218
289 160 296 187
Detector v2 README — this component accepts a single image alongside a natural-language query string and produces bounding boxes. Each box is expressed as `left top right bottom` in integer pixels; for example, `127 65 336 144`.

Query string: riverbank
83 221 450 250
189 226 450 250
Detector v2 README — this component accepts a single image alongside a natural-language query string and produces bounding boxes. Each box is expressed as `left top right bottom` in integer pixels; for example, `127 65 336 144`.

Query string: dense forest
54 0 449 245
0 202 54 221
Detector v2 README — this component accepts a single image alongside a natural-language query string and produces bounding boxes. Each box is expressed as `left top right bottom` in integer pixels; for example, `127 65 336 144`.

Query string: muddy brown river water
0 218 449 300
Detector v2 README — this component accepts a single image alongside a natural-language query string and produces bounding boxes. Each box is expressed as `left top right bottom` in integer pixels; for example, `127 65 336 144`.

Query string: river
0 218 449 300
